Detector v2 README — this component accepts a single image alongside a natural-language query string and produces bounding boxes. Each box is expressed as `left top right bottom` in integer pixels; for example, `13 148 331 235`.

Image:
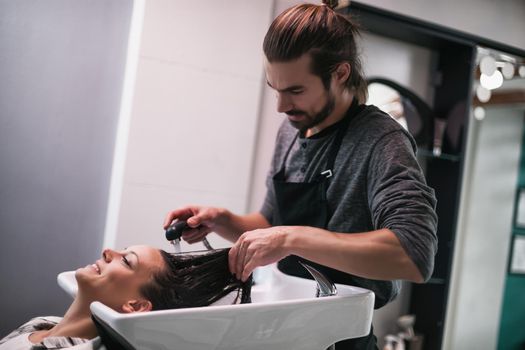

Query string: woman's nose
102 248 118 262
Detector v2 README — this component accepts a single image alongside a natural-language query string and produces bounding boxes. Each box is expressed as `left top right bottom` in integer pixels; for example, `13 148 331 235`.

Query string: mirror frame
367 77 434 146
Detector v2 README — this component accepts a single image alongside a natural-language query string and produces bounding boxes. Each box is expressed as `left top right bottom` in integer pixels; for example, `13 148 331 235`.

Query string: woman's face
75 245 165 312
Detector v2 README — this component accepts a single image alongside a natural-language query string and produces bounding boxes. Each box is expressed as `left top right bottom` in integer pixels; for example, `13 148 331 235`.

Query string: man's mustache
285 110 306 116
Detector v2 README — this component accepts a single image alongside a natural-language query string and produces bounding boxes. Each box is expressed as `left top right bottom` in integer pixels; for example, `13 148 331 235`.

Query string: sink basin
58 263 374 350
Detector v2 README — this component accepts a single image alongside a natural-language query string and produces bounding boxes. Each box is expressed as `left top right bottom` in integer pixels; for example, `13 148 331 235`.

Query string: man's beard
286 92 336 132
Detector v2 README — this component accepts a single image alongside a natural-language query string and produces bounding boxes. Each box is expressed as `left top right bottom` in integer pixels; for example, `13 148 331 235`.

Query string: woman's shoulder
0 316 61 350
19 316 62 330
0 316 106 350
1 316 61 344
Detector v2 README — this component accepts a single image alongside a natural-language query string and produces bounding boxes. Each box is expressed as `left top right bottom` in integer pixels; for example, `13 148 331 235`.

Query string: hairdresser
164 1 437 348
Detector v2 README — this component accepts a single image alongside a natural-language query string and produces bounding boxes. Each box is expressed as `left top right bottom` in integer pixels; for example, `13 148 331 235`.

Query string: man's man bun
322 0 339 10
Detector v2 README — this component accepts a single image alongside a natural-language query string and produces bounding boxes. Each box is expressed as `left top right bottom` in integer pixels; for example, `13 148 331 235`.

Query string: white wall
105 0 274 251
0 0 133 335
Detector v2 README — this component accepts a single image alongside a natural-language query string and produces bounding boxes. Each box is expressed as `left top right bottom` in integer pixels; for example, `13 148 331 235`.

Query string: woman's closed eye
122 255 132 268
120 249 140 269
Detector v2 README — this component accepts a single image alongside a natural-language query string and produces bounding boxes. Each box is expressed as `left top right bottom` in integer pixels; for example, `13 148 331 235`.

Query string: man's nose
276 93 292 113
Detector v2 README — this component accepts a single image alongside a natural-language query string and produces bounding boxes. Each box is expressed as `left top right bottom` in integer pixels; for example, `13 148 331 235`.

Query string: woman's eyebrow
128 251 140 263
123 248 140 264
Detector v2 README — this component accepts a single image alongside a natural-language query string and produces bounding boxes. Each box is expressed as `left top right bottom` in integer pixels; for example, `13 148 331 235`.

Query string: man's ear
121 299 153 313
333 62 351 86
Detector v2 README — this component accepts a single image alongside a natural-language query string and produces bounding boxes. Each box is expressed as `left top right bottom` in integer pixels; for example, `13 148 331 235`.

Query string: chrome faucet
299 262 338 350
299 262 337 297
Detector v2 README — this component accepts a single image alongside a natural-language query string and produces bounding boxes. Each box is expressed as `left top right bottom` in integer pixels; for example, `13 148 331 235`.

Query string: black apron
272 100 377 350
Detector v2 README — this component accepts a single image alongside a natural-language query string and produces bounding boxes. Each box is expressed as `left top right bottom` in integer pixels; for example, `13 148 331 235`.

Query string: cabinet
344 2 525 349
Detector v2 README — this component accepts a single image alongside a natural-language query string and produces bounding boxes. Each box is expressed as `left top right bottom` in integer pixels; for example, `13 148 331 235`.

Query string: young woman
0 246 251 350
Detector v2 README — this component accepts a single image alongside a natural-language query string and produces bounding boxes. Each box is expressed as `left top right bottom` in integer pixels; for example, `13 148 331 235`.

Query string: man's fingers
229 232 259 280
181 228 200 239
242 258 257 282
229 235 246 279
163 212 178 228
186 216 201 227
236 239 258 281
235 241 247 280
240 248 257 281
182 227 210 243
228 244 239 276
187 207 218 228
163 208 193 228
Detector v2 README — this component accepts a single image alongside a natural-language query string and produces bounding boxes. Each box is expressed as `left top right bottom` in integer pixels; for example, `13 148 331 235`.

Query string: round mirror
366 77 434 146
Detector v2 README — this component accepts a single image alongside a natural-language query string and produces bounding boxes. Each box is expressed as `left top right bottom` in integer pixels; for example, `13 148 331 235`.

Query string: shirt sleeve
367 129 438 281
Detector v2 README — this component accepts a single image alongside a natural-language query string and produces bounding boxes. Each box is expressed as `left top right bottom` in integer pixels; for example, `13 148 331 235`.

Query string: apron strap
320 98 362 178
278 132 299 179
278 98 362 180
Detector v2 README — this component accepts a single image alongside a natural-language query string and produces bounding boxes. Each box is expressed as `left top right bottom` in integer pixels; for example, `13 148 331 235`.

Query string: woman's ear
121 299 153 313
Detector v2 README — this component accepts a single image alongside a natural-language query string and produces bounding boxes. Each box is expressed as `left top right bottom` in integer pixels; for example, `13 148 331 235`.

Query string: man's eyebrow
266 81 304 93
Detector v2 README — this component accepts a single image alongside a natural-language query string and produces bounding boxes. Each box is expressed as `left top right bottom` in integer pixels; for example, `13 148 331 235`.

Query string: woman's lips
90 263 101 274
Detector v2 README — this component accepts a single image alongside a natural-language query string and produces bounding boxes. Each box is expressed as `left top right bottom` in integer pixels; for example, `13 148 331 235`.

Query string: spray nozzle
165 221 189 241
165 220 214 252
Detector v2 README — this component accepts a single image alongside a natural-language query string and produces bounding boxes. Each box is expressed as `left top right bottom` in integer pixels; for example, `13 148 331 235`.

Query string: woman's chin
74 266 95 291
74 267 83 279
74 266 88 280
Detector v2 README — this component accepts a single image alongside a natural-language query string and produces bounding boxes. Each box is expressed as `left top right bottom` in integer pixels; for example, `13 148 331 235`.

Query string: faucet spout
299 262 337 297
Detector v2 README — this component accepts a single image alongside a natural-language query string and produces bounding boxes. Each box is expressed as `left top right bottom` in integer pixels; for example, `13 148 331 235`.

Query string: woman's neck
29 296 98 343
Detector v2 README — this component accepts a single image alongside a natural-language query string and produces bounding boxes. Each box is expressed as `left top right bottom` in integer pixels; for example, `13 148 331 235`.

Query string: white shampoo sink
58 263 374 349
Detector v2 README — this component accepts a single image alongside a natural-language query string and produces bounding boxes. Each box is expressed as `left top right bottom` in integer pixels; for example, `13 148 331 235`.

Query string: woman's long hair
141 248 252 311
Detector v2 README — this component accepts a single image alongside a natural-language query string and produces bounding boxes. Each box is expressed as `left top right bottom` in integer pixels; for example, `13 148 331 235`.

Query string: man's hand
164 207 270 244
228 226 292 281
163 206 227 244
228 225 425 283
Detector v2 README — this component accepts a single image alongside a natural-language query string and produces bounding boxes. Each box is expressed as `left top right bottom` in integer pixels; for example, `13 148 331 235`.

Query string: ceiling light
501 62 515 79
476 85 491 103
480 71 503 90
474 106 485 121
519 66 525 78
480 55 497 76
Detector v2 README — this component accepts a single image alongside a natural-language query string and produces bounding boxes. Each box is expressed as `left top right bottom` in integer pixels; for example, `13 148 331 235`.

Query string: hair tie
322 0 339 10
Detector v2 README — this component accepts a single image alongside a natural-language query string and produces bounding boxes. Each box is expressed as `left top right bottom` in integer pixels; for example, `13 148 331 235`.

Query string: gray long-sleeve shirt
260 105 438 307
